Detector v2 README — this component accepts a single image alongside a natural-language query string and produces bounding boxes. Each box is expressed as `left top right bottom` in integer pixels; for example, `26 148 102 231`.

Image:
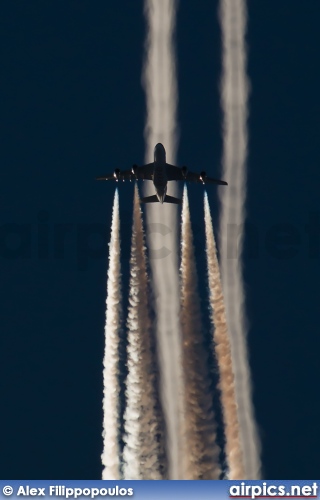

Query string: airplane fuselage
153 143 168 203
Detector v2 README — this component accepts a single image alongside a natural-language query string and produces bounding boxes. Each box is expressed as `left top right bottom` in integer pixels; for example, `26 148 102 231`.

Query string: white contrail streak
204 192 244 479
142 0 183 479
123 184 167 480
102 189 121 480
180 186 221 479
218 0 261 478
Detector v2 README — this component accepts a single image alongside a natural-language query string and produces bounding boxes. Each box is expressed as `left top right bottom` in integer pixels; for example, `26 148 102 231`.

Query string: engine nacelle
131 164 138 177
200 171 207 184
114 168 120 181
181 166 188 179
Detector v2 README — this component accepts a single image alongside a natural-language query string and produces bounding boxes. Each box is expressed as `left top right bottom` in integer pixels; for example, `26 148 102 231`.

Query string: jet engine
200 171 207 184
181 166 188 179
131 164 138 178
113 168 120 181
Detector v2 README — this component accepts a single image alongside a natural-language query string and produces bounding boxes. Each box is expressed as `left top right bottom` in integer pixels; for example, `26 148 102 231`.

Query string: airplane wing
166 164 227 185
202 176 228 186
166 164 184 181
133 163 154 180
96 174 117 181
96 163 154 181
186 171 228 185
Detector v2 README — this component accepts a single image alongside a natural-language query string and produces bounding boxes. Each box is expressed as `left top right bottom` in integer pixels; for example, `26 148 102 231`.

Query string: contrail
142 0 184 479
204 192 244 479
180 186 221 479
218 0 261 478
123 184 167 480
101 189 121 480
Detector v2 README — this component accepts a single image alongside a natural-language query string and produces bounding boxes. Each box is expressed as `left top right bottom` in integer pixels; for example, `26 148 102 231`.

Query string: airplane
96 143 228 204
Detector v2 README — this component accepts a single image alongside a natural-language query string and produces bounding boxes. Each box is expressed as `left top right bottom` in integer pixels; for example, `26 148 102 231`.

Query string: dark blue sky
1 0 319 479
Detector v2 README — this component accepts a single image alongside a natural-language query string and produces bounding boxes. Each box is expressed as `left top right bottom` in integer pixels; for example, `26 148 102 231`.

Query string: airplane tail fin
140 195 159 203
164 195 182 204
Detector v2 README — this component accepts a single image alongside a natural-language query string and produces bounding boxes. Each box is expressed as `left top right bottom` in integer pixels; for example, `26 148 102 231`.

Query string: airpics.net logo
1 211 319 270
229 483 319 499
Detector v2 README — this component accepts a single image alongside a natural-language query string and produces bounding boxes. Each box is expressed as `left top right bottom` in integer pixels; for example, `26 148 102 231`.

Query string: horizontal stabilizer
164 195 182 204
140 195 159 203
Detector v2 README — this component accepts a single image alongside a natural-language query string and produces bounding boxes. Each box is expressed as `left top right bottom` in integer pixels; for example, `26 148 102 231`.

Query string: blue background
0 0 319 478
